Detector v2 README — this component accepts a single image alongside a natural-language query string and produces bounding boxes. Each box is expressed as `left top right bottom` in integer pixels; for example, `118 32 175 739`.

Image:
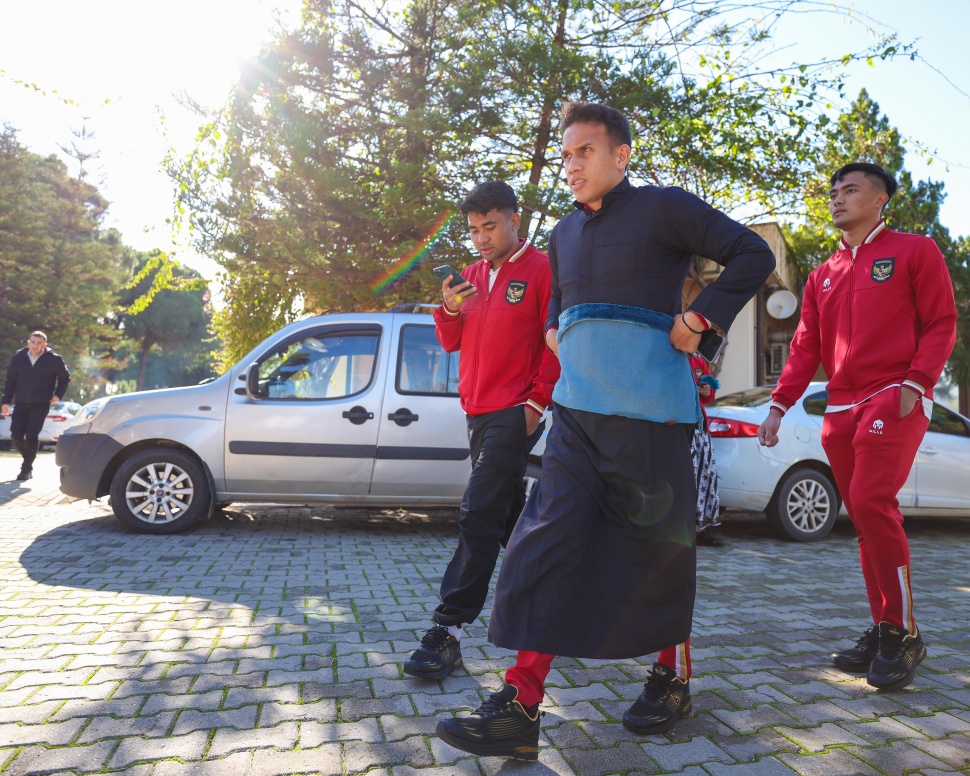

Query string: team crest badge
506 280 527 304
871 258 895 282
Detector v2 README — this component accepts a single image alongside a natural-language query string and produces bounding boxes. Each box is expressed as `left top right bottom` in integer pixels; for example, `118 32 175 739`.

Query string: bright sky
1 0 968 286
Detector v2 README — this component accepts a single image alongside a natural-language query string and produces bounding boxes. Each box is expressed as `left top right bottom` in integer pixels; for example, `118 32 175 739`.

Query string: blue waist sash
552 303 701 424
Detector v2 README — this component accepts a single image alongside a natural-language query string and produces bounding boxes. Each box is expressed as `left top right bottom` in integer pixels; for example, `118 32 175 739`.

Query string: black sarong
488 404 696 659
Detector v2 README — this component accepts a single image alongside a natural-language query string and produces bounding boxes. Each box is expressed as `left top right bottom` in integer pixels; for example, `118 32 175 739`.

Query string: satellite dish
766 289 798 319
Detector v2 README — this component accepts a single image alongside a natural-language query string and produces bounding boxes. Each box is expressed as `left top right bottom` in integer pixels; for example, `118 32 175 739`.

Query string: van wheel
109 449 210 534
766 468 838 542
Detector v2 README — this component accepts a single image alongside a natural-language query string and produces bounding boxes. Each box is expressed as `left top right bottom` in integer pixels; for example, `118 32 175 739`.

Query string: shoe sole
831 655 875 673
403 656 463 680
436 721 539 761
867 644 927 691
622 701 692 735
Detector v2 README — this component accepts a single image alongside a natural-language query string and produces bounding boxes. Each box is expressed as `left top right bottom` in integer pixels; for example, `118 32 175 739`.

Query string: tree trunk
520 0 568 238
960 380 969 417
136 336 154 392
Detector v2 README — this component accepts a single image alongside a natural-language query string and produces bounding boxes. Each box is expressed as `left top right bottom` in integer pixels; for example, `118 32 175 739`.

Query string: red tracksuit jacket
773 225 956 410
433 242 560 417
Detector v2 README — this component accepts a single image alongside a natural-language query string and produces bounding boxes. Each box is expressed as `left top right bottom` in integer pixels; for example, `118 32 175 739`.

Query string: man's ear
616 143 632 171
511 212 522 232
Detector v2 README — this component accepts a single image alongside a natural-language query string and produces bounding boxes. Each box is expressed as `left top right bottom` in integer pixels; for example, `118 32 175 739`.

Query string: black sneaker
403 625 462 679
436 684 540 761
16 468 32 481
623 663 692 734
696 528 725 547
832 625 879 672
867 621 926 690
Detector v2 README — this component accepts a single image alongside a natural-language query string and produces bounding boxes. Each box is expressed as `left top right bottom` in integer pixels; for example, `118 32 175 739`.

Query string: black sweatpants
11 402 49 470
433 405 544 627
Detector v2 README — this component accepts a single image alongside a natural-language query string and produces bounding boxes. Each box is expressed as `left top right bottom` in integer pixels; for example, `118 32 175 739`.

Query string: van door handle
920 446 937 455
342 406 374 425
387 408 419 427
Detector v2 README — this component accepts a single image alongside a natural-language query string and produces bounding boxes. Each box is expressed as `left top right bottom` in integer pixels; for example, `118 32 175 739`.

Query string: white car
707 382 970 541
0 401 83 449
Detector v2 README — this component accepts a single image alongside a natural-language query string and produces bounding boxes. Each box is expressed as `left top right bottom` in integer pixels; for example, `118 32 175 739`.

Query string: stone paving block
301 717 383 747
345 734 434 771
209 720 300 757
710 729 802 763
641 737 736 770
703 755 800 774
842 740 952 773
392 760 483 776
3 740 117 775
910 734 970 769
225 684 301 708
171 704 259 736
192 670 268 693
78 711 176 742
250 743 342 775
776 748 883 776
302 679 373 702
774 698 870 727
713 704 800 733
839 716 930 745
0 698 64 725
562 741 662 775
139 689 225 716
544 683 618 707
153 750 254 776
896 711 970 738
339 694 415 721
0 718 85 747
23 681 121 705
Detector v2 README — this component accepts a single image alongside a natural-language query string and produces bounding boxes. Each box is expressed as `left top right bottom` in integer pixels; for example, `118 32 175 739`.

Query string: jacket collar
840 221 887 252
574 177 632 214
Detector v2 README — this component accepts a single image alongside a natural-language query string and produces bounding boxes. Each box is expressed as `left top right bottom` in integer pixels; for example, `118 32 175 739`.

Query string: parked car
708 383 970 541
0 401 83 450
57 309 543 534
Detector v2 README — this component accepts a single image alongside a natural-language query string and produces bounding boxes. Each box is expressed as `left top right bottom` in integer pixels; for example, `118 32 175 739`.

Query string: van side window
396 324 459 396
255 332 379 400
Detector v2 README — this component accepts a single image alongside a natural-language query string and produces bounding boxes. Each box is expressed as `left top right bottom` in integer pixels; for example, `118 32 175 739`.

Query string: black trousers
11 402 49 470
434 405 544 627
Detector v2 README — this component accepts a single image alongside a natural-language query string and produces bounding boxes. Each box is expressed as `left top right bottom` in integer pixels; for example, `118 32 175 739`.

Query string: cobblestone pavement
1 451 968 776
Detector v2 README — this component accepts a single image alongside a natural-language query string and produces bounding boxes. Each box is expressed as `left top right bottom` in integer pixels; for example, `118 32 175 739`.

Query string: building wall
716 299 758 395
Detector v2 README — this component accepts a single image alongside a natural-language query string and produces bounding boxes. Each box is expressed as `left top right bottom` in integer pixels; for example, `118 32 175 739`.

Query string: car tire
109 448 210 535
766 468 839 542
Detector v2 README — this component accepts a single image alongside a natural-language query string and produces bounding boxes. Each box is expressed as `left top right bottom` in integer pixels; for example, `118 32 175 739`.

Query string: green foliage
109 250 218 391
0 124 131 401
170 0 901 364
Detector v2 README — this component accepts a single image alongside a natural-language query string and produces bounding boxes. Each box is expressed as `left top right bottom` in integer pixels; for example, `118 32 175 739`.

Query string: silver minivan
57 309 542 534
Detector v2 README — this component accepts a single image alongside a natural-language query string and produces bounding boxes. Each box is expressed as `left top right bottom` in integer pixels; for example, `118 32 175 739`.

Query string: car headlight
71 399 109 427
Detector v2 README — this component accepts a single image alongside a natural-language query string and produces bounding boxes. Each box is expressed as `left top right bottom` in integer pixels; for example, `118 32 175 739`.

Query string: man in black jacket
2 331 70 480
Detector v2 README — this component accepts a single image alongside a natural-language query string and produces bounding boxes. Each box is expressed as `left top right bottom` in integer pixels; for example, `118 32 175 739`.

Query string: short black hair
830 162 898 199
459 181 518 216
561 102 632 149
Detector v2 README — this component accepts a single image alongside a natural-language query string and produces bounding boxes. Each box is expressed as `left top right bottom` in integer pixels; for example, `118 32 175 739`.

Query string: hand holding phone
432 263 477 309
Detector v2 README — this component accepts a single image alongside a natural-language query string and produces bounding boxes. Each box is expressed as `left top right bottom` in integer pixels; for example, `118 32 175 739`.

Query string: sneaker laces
420 626 451 650
878 629 905 660
474 692 514 717
641 668 673 701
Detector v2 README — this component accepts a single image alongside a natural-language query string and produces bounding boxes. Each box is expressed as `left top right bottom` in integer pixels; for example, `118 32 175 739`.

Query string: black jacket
547 178 776 333
2 348 71 405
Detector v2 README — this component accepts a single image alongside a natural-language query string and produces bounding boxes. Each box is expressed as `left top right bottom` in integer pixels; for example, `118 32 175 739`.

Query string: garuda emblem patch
506 280 527 304
871 258 895 283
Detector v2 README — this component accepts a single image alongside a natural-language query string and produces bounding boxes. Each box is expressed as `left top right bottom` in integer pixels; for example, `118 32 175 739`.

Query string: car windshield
710 386 775 407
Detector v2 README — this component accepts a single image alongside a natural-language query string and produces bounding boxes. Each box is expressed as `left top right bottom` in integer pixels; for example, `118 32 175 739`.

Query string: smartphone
696 329 726 362
432 264 469 289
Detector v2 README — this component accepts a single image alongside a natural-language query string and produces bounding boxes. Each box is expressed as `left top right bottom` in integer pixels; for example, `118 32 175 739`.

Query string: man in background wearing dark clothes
2 331 70 481
403 182 560 680
435 103 774 761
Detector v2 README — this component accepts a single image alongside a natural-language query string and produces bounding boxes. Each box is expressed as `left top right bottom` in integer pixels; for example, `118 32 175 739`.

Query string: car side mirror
246 363 264 399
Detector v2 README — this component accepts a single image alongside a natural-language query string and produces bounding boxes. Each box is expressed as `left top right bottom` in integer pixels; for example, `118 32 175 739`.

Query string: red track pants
821 386 929 632
505 642 691 707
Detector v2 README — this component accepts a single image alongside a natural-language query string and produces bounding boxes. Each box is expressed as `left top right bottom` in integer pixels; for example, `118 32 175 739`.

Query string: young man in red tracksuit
403 181 560 679
758 162 956 690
